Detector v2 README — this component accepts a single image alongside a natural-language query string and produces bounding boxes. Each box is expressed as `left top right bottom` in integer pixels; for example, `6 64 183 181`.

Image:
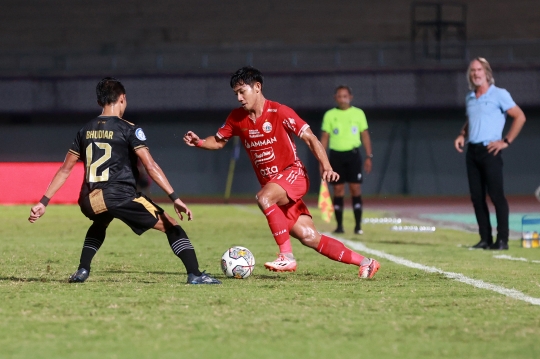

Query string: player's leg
332 183 345 233
483 152 509 249
329 150 346 233
256 182 295 259
69 211 114 283
289 215 380 279
111 194 220 284
350 183 363 234
466 147 492 248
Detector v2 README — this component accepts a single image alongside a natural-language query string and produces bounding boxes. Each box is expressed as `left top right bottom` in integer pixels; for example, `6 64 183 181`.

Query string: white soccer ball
221 246 255 279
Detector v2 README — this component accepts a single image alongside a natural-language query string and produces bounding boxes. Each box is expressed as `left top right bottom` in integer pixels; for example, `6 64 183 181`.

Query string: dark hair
96 77 126 106
230 66 264 89
334 85 352 95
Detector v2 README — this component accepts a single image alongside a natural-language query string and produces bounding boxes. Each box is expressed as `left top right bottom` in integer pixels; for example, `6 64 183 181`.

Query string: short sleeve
216 111 237 141
498 89 516 112
68 129 83 158
358 109 368 132
321 110 332 133
279 105 310 137
128 126 149 152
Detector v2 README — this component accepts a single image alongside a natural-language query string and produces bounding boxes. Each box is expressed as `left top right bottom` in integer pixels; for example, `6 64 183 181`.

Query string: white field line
493 254 540 264
332 235 540 306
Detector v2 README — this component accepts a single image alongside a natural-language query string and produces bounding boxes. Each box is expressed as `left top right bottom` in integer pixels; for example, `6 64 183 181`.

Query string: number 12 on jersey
85 142 111 183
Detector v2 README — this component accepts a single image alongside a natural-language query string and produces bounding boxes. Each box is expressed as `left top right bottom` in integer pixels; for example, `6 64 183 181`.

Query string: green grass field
1 204 540 359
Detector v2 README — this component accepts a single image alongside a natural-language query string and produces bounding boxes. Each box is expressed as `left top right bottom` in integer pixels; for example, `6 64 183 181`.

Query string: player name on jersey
86 130 114 139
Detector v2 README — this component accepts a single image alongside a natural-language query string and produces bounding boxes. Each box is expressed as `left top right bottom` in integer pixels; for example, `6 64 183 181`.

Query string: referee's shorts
80 190 164 235
329 147 363 185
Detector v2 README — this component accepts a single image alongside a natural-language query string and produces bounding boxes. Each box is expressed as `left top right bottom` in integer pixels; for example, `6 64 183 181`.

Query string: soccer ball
221 246 255 279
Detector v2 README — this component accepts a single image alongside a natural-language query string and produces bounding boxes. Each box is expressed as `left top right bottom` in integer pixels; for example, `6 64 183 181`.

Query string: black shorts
80 191 164 235
329 148 363 184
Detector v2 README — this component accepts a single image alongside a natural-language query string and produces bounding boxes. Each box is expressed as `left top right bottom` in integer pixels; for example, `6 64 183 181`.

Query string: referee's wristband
367 154 373 159
168 192 179 202
39 195 50 206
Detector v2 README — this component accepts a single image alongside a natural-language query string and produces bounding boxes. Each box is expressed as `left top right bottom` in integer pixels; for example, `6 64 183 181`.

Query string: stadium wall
1 110 539 198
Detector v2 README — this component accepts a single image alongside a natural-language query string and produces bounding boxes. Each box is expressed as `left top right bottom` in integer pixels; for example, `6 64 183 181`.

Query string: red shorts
268 166 311 230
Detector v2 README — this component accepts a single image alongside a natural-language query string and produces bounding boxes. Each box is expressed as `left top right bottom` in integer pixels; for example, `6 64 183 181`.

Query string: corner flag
318 180 334 223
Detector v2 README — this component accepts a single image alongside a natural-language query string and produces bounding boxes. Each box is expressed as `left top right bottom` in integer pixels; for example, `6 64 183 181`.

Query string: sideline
333 235 540 306
493 254 540 264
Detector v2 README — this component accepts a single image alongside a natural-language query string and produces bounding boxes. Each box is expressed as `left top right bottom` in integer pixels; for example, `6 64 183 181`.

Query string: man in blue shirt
454 57 526 250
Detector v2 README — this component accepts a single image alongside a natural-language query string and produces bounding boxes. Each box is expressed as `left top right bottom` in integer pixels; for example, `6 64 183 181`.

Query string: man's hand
28 203 46 223
173 199 193 221
321 169 340 183
487 140 508 155
364 158 372 174
183 131 200 147
454 134 465 153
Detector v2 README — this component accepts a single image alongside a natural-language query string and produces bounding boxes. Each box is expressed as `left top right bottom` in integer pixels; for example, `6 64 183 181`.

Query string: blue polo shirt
466 85 516 145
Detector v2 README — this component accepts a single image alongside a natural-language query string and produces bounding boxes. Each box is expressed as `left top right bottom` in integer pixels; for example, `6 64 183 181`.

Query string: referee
454 58 526 250
320 85 373 234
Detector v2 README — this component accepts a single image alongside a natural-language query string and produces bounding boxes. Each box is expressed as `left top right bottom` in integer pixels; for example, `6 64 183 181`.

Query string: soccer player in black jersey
28 77 220 285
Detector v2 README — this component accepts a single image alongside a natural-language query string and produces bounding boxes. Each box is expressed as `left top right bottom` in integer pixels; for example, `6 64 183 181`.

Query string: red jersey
216 100 310 185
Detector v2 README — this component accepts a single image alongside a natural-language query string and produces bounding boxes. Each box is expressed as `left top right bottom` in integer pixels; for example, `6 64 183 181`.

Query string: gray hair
467 57 495 90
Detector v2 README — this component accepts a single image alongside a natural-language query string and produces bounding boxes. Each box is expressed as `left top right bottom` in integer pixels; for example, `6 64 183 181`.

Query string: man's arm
487 105 526 155
136 148 192 221
360 130 373 174
301 128 339 183
454 120 469 153
28 152 79 223
183 131 227 150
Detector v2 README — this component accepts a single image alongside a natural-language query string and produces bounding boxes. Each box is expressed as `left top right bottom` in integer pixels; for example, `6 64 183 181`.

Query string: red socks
263 204 293 254
316 235 364 266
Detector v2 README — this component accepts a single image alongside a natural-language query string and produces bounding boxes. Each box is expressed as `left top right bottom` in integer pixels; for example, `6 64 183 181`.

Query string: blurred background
1 0 539 199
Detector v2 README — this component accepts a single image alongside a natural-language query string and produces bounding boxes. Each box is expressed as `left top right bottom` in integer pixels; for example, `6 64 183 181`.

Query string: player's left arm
28 152 79 223
487 105 526 155
300 128 339 183
136 147 192 221
360 130 373 174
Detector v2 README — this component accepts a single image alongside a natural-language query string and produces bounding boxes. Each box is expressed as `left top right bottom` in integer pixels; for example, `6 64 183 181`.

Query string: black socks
166 225 202 276
353 196 363 230
78 222 108 271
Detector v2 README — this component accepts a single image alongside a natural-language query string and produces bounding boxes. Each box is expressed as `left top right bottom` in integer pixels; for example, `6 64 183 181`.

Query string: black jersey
69 116 148 208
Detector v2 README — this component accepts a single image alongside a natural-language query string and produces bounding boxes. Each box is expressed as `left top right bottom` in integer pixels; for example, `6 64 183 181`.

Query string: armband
168 192 179 202
40 195 50 206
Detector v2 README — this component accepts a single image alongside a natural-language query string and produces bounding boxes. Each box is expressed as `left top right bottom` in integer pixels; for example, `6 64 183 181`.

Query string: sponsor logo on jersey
249 129 264 138
267 108 277 112
135 128 147 141
251 147 275 167
244 136 277 149
284 118 297 132
352 126 358 134
262 121 272 133
259 165 279 177
333 128 339 135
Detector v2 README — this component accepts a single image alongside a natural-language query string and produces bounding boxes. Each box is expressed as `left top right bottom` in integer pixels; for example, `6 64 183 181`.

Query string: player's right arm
28 152 79 223
135 147 192 221
183 131 228 150
454 120 468 153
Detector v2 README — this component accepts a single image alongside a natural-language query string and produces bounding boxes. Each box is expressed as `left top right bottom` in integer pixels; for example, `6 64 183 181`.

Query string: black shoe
187 271 221 284
333 227 344 234
470 241 491 249
489 241 509 250
68 268 89 283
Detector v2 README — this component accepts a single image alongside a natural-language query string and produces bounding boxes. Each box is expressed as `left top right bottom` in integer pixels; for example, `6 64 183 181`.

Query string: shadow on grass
102 269 182 276
361 239 437 246
0 276 67 283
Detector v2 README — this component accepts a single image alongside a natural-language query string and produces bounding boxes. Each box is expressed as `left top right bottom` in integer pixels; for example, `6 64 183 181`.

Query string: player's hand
183 131 200 147
454 134 465 153
321 169 340 183
364 158 372 174
173 199 193 221
487 140 508 155
28 203 46 223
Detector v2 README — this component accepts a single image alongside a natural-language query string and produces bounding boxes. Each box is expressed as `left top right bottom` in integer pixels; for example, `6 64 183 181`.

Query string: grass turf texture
1 204 540 359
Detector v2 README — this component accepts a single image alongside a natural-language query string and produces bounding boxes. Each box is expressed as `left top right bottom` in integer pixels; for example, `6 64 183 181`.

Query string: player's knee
296 229 320 249
256 189 272 208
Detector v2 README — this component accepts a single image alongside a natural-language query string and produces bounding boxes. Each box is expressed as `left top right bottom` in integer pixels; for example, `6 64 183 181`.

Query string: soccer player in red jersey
183 67 380 279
